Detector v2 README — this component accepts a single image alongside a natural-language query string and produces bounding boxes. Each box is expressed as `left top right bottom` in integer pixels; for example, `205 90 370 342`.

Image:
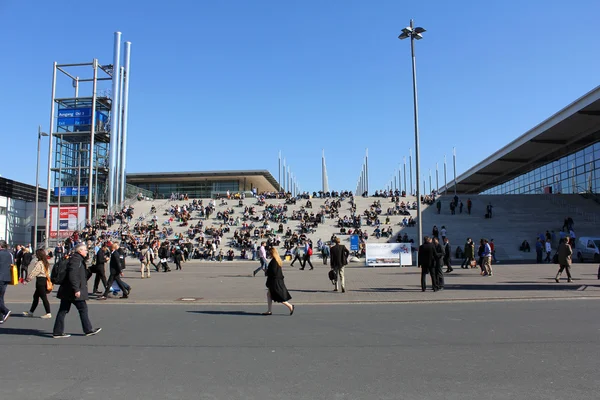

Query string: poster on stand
365 243 412 266
49 206 87 239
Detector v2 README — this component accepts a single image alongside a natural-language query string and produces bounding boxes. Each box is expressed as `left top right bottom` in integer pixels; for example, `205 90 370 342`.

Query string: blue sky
1 0 599 193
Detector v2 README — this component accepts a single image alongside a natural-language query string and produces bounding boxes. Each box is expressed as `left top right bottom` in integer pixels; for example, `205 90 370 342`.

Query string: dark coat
434 243 444 267
265 258 291 303
57 252 89 301
418 242 436 270
96 248 108 265
109 250 123 274
329 244 349 270
443 242 451 260
21 252 33 269
0 249 14 283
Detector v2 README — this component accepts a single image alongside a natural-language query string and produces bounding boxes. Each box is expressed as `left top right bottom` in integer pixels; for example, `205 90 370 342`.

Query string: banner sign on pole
350 235 359 251
365 243 412 266
54 186 89 196
49 205 87 238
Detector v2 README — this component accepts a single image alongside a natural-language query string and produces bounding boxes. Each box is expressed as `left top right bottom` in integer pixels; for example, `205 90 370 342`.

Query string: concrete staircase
116 193 600 264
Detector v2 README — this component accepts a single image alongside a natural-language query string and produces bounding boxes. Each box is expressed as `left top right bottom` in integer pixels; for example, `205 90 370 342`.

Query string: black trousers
435 264 445 288
90 264 108 293
290 255 303 267
461 257 474 268
30 277 51 314
303 254 314 269
103 271 130 297
557 264 572 279
421 267 438 291
52 299 93 335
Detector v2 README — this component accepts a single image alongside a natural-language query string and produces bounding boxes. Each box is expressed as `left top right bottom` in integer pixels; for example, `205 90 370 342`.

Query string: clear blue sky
1 0 599 193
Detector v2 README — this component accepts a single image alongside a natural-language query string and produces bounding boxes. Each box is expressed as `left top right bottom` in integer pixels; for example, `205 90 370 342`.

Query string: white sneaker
22 311 33 317
40 313 52 319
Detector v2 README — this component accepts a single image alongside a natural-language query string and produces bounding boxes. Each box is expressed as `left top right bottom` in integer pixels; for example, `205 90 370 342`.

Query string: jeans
253 257 268 275
103 272 130 297
0 281 9 316
53 299 93 335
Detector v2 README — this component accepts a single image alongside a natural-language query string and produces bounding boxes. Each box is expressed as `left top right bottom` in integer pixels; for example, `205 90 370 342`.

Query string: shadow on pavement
352 287 420 293
0 327 50 337
290 289 335 294
446 283 581 291
187 310 263 316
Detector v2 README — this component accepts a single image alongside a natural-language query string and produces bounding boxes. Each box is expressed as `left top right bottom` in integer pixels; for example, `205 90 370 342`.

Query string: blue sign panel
54 187 89 196
59 220 69 230
350 235 359 251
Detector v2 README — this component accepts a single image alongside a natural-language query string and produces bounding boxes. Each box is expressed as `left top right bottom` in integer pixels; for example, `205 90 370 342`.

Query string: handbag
46 274 54 293
10 264 18 285
470 259 477 268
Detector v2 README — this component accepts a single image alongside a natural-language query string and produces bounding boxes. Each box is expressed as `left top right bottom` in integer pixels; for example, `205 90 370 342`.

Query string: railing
540 191 597 224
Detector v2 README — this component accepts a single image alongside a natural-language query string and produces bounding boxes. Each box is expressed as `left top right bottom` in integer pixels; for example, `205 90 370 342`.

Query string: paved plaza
5 259 600 306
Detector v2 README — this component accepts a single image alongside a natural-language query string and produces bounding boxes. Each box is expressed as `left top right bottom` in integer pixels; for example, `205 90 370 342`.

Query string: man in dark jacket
461 238 475 269
52 243 101 338
418 236 437 292
432 237 445 290
98 243 130 300
443 237 453 273
0 240 15 324
90 242 109 294
329 237 350 293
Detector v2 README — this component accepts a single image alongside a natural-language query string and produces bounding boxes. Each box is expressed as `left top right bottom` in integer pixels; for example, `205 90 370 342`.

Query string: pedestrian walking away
432 237 445 289
289 244 304 268
262 247 294 316
89 242 109 294
329 237 350 292
418 236 438 292
443 237 453 273
555 237 573 283
0 240 14 324
52 243 101 338
22 249 52 319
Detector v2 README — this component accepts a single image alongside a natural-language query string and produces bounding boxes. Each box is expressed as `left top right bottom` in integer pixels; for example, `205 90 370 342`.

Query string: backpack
50 257 70 285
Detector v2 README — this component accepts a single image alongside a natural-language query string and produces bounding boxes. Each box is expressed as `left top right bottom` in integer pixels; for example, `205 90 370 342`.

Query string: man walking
418 236 437 292
98 243 130 300
461 238 475 269
432 237 445 289
0 240 14 324
555 237 573 283
52 243 101 338
253 242 268 277
329 237 349 293
443 237 453 273
544 238 552 263
289 243 303 268
90 242 108 294
482 239 493 276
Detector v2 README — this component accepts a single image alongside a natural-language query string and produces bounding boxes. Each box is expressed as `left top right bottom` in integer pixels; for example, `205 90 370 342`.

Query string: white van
575 237 600 263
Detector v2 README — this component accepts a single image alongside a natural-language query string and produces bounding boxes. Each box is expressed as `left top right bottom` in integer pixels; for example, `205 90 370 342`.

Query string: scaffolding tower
44 32 132 248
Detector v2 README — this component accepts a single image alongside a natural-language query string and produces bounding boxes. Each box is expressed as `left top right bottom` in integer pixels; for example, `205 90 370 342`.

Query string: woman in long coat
263 247 295 316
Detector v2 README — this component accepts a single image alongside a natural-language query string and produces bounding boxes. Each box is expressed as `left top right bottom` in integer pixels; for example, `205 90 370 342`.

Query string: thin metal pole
45 62 57 250
56 139 63 241
365 149 369 195
34 126 43 250
444 155 448 195
429 169 432 195
278 151 281 191
436 162 439 192
94 147 99 219
115 66 125 203
409 150 413 195
453 147 457 196
409 19 423 251
77 150 82 229
74 77 79 98
119 42 132 204
108 31 122 213
403 156 407 194
88 59 98 223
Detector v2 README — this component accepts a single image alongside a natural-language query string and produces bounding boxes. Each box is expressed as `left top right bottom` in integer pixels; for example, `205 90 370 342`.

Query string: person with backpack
22 249 52 319
52 243 101 338
0 240 15 324
321 243 330 265
174 246 183 270
289 244 303 268
300 241 314 270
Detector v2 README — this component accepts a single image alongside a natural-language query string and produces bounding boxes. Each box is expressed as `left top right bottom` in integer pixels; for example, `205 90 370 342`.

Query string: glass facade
135 180 241 199
481 142 600 195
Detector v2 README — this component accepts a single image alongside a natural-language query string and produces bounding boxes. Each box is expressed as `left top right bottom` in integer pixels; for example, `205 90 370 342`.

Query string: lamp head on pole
398 26 426 40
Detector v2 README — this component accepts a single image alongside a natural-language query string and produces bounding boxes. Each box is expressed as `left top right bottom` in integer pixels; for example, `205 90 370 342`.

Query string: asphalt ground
5 260 600 305
1 300 599 400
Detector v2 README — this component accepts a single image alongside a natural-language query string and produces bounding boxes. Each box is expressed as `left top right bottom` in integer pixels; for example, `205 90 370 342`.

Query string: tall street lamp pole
34 126 49 250
399 19 426 254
